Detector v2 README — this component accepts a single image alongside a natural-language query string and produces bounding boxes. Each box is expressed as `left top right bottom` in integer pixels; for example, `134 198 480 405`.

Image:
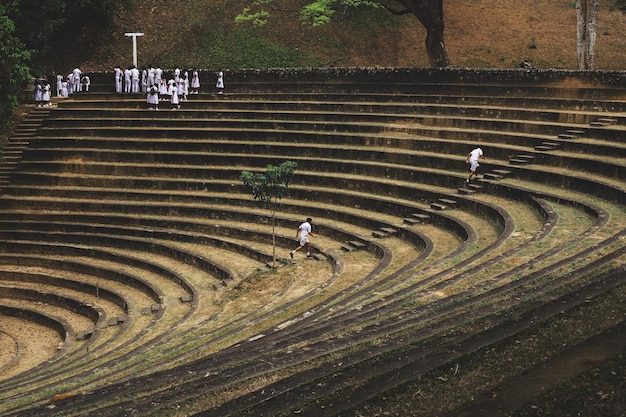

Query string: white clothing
216 71 224 89
42 83 51 104
147 85 159 107
81 76 90 92
124 68 131 92
141 69 148 92
34 83 43 104
159 79 168 96
72 68 81 92
67 73 74 95
131 67 140 93
114 67 122 93
298 221 312 246
168 80 179 106
191 70 200 89
468 147 483 172
56 74 63 96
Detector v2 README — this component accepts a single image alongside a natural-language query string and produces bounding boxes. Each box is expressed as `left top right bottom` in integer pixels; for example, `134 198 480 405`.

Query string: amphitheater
0 68 624 417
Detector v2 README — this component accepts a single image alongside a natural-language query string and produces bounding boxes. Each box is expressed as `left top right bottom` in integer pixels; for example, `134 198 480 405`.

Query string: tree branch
376 3 412 15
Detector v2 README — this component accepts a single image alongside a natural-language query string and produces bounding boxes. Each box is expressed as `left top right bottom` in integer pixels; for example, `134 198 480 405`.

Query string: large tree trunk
576 0 599 69
395 0 450 67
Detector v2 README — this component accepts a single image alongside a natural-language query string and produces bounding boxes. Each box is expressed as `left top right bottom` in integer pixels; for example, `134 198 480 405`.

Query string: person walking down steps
290 218 315 259
466 147 486 183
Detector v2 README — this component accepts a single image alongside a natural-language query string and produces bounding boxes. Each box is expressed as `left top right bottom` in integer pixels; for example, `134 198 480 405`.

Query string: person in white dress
147 83 159 110
168 79 180 109
216 69 224 94
61 79 69 97
190 69 200 94
155 67 163 86
181 74 189 101
159 77 168 96
41 81 51 106
56 73 63 96
67 73 74 95
81 75 90 92
33 80 43 106
141 67 147 93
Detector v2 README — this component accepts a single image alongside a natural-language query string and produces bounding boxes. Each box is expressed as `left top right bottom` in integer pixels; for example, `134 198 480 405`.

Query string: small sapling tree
240 160 297 268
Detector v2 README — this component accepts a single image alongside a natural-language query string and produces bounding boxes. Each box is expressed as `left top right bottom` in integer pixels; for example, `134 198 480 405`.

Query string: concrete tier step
402 217 421 226
437 198 457 207
557 133 579 140
430 202 451 210
542 141 560 149
509 156 534 165
596 117 618 125
403 213 430 225
372 227 397 239
3 140 30 147
590 118 618 127
492 169 512 177
466 182 484 191
484 172 504 180
11 128 37 135
457 187 476 195
566 129 586 136
341 240 367 252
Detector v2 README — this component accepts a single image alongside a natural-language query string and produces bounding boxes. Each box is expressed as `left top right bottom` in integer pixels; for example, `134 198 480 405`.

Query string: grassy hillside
39 0 626 73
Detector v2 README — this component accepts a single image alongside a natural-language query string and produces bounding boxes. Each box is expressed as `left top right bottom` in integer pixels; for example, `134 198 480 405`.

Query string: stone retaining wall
60 67 626 88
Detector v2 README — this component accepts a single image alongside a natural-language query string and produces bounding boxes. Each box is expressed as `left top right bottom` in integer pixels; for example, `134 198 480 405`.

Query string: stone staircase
0 68 625 417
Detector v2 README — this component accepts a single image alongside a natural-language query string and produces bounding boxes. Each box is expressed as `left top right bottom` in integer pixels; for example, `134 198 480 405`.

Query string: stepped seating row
1 71 625 416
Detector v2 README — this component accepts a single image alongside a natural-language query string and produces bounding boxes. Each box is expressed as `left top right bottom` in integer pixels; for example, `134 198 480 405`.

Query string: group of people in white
36 65 224 110
34 67 90 106
55 67 90 97
116 65 224 110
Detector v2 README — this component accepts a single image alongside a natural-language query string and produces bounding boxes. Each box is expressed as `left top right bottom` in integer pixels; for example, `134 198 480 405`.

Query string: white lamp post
124 31 144 67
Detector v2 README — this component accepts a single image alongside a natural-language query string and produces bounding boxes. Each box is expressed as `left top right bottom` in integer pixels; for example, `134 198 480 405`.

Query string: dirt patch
37 0 626 72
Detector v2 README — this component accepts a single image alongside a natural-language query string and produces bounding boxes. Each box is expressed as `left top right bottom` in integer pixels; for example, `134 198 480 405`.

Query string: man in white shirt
290 218 315 259
466 147 486 183
131 66 140 93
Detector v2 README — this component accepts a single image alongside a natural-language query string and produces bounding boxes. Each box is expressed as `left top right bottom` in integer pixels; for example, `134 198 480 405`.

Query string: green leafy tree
0 4 31 134
237 0 449 67
240 161 297 268
3 0 131 72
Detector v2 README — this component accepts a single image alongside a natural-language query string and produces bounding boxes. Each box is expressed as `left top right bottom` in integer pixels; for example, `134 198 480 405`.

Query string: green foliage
241 160 297 267
240 161 297 205
0 4 31 133
238 0 382 27
202 28 321 69
3 0 131 63
301 0 336 27
235 7 271 26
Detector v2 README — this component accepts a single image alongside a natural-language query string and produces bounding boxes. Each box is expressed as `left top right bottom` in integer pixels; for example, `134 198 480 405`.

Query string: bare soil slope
43 0 626 72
